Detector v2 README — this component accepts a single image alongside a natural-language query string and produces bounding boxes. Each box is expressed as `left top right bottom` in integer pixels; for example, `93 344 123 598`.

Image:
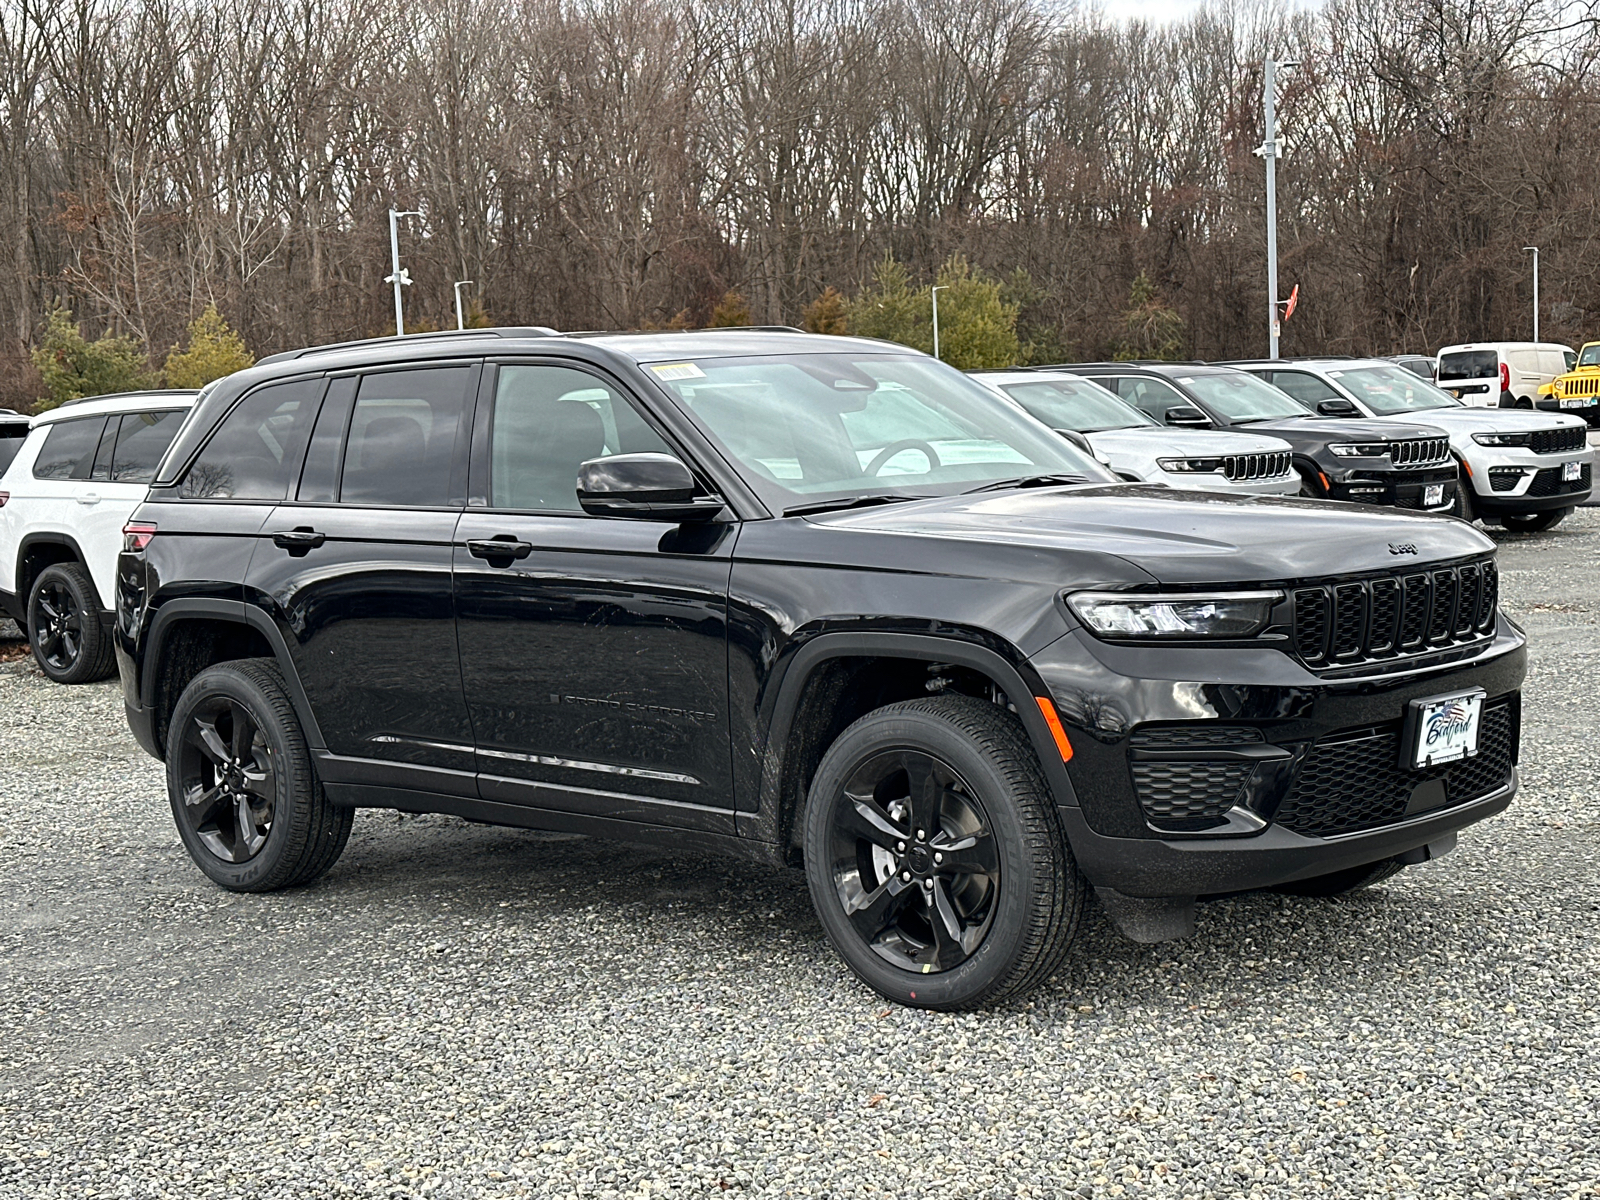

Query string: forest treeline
2 0 1598 406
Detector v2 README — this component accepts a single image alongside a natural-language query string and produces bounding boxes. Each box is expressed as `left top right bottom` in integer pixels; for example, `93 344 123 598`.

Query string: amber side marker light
1033 696 1074 762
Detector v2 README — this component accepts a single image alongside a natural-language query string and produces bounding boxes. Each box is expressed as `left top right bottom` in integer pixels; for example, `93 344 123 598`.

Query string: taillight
1499 362 1510 393
123 520 157 552
0 491 8 507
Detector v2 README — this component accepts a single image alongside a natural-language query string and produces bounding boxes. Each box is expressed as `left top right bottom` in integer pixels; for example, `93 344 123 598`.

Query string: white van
1435 342 1579 414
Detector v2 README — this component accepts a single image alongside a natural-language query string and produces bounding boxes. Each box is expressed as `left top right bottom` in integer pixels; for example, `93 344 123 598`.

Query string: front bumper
1031 621 1526 898
1466 446 1593 513
1322 465 1457 511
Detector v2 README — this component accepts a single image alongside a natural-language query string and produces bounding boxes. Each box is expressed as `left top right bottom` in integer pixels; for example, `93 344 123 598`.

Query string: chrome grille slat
1221 450 1291 481
1390 437 1451 469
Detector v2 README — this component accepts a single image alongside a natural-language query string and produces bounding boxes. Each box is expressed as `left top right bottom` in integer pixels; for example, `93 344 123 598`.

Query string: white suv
0 390 198 681
972 370 1299 495
1233 359 1592 532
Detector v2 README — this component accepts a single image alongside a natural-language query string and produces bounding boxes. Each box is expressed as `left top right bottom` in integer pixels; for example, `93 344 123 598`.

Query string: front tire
27 562 114 683
1452 479 1477 523
1500 506 1571 533
802 695 1083 1010
166 658 352 892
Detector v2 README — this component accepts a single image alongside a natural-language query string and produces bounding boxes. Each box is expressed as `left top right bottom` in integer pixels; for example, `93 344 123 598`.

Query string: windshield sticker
1178 377 1194 384
650 362 706 381
1328 371 1343 377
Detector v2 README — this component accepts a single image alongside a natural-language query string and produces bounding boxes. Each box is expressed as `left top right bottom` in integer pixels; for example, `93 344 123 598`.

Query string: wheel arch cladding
760 633 1080 859
19 535 92 606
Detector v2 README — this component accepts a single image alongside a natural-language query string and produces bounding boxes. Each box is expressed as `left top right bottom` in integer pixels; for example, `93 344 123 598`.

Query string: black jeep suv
116 330 1525 1010
1058 363 1460 512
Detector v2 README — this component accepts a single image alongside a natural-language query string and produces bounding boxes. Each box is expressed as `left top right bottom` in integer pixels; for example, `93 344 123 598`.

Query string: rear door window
0 428 27 474
340 366 473 507
32 417 107 480
109 410 185 484
181 379 325 500
1438 351 1498 382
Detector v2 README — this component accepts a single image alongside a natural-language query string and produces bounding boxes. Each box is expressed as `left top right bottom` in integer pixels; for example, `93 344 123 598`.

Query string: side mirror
576 453 724 522
1164 405 1209 427
1056 429 1095 455
1316 398 1359 417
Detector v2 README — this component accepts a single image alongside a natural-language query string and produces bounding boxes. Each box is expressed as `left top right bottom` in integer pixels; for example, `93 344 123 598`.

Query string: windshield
996 378 1157 432
649 353 1110 509
1580 345 1600 368
1175 371 1308 422
1329 364 1460 414
1438 351 1497 382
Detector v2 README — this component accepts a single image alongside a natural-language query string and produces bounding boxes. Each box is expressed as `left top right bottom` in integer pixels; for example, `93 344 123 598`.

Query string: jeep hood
1086 427 1293 459
810 485 1495 584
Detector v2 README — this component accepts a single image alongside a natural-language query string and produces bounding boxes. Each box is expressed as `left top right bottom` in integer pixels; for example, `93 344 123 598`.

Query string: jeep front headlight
1066 591 1283 639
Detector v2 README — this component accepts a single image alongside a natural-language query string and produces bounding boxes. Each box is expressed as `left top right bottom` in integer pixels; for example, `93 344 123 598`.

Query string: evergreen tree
802 287 849 335
164 303 255 388
31 306 157 411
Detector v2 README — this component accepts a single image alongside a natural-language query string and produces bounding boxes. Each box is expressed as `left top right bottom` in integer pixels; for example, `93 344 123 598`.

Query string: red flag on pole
1283 284 1300 322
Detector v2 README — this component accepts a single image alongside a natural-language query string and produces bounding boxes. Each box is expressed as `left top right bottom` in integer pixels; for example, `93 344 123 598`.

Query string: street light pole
931 285 947 361
454 280 474 331
1256 58 1297 359
385 209 424 336
1523 247 1539 342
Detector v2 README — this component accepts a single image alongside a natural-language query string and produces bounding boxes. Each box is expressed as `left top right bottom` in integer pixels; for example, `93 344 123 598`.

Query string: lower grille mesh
1273 701 1515 837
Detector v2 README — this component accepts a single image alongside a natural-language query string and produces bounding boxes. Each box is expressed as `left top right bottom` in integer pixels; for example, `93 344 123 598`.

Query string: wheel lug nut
896 841 905 852
900 870 912 882
922 878 934 890
934 852 944 864
916 829 925 841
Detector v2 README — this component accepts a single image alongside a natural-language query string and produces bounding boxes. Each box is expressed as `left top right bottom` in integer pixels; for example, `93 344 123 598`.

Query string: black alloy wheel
27 562 115 683
804 695 1083 1010
1500 506 1570 533
825 748 1001 974
167 659 352 891
175 692 278 864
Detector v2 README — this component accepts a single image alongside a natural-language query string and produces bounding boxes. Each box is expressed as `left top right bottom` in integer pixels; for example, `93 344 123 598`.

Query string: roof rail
563 325 809 337
256 326 564 366
57 388 202 408
1030 360 1203 370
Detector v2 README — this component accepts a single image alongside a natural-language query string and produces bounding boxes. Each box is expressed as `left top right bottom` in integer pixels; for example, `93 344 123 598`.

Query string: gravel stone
2 514 1600 1198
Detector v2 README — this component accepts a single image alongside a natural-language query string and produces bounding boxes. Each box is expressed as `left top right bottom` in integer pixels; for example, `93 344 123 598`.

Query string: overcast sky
1093 0 1209 20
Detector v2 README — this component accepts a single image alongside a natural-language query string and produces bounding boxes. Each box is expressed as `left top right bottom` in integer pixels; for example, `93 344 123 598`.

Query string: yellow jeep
1540 341 1600 419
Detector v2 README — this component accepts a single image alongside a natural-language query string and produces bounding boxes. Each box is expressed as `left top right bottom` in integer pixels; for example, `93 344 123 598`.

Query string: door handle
467 536 533 563
272 528 326 555
77 492 99 505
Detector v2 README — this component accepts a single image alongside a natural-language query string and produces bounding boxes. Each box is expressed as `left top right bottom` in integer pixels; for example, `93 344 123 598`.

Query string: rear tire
166 658 352 892
27 562 114 684
1500 506 1571 533
1273 858 1406 897
802 695 1084 1010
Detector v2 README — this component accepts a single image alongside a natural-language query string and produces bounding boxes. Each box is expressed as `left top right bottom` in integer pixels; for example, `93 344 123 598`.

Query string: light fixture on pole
385 209 424 337
454 280 474 331
1254 58 1298 359
931 285 948 361
1522 247 1539 342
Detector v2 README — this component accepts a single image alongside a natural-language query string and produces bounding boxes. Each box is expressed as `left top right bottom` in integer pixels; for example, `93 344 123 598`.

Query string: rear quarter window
110 411 185 484
31 417 107 480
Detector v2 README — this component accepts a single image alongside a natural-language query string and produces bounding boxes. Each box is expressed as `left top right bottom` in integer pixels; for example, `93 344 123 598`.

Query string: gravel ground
2 518 1599 1199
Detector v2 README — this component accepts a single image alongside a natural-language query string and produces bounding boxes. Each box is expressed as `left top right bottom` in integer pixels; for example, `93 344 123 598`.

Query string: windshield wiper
784 493 923 517
963 473 1093 494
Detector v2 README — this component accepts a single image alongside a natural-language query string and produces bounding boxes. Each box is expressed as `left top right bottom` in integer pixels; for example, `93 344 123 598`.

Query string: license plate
1564 460 1582 481
1423 483 1445 506
1561 397 1596 408
1405 689 1485 769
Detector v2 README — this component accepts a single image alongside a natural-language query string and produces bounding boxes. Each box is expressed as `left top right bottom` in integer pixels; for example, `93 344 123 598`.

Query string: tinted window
1438 351 1498 382
32 418 106 480
0 430 26 475
182 380 324 500
109 411 184 484
998 379 1156 432
491 365 671 511
340 367 472 507
1268 371 1341 405
1107 376 1190 421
